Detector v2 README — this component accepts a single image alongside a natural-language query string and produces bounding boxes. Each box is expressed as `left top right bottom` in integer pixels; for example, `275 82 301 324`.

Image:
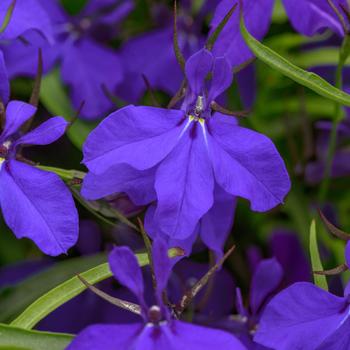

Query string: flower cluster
0 1 350 350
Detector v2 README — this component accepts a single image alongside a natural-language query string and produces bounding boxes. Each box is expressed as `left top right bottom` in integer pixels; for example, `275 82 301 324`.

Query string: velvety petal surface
0 160 78 256
61 38 122 120
66 324 143 350
199 185 236 260
317 315 350 350
154 122 214 240
210 0 275 67
108 246 146 308
83 106 185 174
207 57 233 103
207 114 291 211
255 282 349 350
167 321 246 350
1 101 36 141
282 0 345 37
0 51 9 104
118 28 183 103
185 49 214 95
15 117 68 146
250 258 283 315
0 0 53 41
81 164 156 205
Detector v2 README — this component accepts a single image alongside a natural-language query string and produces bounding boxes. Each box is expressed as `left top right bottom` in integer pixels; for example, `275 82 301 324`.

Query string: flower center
148 305 162 324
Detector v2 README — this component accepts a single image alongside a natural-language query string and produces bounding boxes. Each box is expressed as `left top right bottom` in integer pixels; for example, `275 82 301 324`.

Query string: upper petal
254 282 349 350
1 101 36 141
207 57 233 103
83 105 185 174
208 114 291 212
108 246 146 310
185 49 214 96
81 164 156 205
153 121 214 240
15 117 68 147
0 160 78 256
250 258 283 315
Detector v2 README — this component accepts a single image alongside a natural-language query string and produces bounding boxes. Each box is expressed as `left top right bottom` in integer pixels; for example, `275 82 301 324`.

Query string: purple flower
2 0 133 120
67 241 246 350
0 100 78 255
211 0 348 68
0 0 53 42
82 48 290 255
254 281 350 350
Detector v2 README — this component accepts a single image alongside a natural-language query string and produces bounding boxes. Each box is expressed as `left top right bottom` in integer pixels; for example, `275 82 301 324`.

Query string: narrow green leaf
37 165 85 181
10 253 149 330
0 254 107 323
309 220 328 291
40 70 98 149
0 0 16 33
240 17 350 108
0 323 73 350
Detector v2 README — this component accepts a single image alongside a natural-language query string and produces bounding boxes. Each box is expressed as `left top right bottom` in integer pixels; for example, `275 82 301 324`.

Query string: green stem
319 35 350 202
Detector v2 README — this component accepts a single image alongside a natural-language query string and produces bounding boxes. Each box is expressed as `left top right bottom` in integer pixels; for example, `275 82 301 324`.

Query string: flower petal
317 315 350 350
83 105 185 174
1 101 36 141
210 0 274 67
0 51 9 104
81 164 156 205
15 117 68 146
154 122 214 240
254 282 349 350
61 38 122 120
250 258 283 315
199 185 236 260
282 0 344 37
166 321 246 350
66 324 143 350
185 49 214 95
0 160 78 256
108 246 146 309
208 114 290 211
207 57 233 103
0 0 54 42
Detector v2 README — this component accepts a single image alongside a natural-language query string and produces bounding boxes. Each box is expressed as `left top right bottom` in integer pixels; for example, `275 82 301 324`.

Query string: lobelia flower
214 258 283 350
1 0 133 120
82 48 290 257
254 280 350 350
210 0 350 69
67 240 246 350
0 100 78 256
0 0 53 102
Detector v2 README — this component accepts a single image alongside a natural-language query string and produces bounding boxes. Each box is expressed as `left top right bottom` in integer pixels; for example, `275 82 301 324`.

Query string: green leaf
309 220 328 291
0 254 107 324
40 69 98 149
37 165 85 181
10 253 149 330
0 324 73 350
240 17 350 108
0 0 15 33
